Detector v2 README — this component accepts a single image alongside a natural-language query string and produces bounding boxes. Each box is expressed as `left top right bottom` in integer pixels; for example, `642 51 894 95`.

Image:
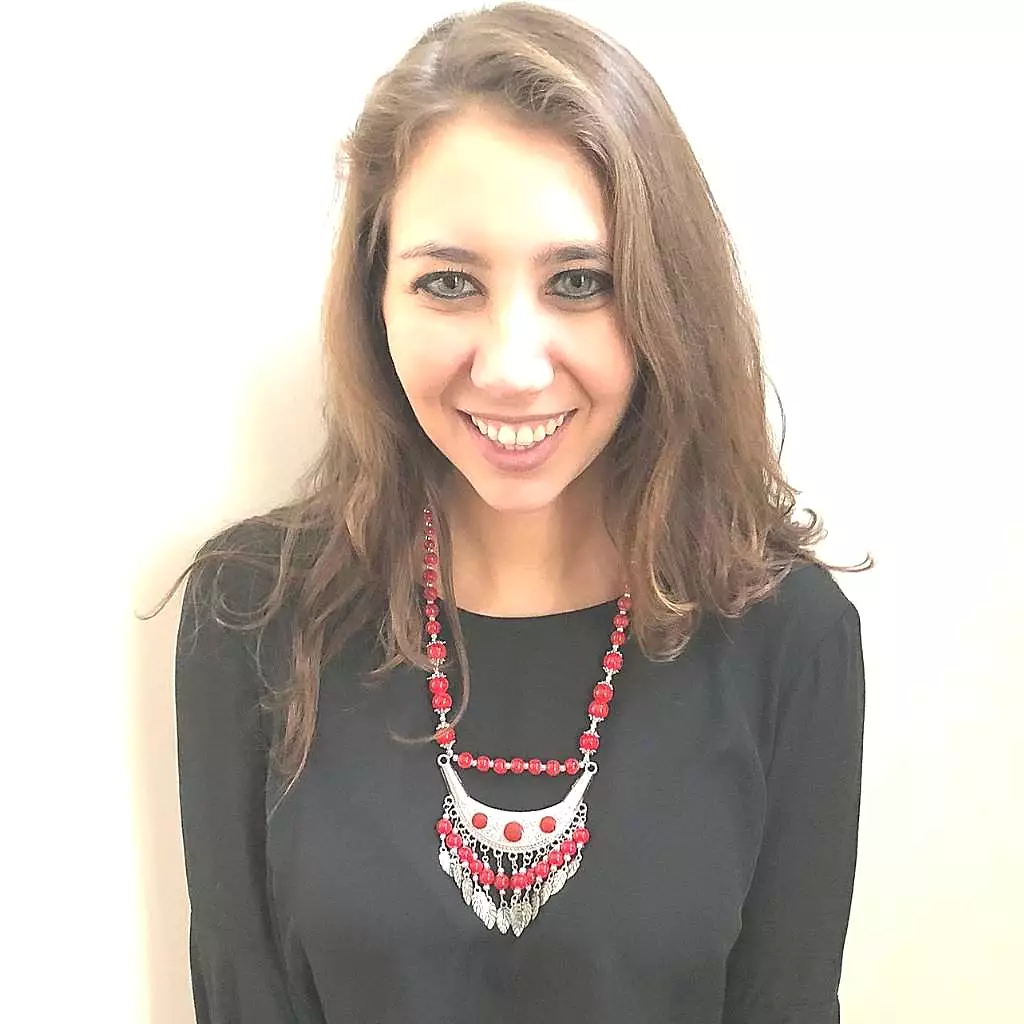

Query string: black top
175 524 865 1024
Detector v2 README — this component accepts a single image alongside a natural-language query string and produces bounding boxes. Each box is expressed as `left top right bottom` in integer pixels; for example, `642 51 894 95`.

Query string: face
381 109 636 516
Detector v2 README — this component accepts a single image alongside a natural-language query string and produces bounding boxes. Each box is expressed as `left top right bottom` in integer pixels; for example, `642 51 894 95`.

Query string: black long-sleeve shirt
175 525 865 1023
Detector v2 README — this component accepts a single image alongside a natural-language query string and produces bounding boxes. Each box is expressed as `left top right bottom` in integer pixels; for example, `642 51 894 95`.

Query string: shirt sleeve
175 557 301 1024
722 604 866 1024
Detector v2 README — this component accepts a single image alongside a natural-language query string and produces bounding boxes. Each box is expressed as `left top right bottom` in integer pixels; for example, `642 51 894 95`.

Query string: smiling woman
160 4 872 1023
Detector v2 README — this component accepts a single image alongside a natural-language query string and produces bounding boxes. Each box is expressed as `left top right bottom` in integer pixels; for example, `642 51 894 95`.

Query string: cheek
576 324 635 407
384 305 468 403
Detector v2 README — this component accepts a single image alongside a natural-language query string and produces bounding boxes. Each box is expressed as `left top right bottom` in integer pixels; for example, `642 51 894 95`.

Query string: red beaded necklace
421 505 631 936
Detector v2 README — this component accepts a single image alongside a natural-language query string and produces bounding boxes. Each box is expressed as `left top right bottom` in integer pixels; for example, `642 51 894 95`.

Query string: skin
381 108 636 615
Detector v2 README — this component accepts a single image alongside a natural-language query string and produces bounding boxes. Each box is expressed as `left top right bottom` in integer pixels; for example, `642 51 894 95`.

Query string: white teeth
469 412 572 450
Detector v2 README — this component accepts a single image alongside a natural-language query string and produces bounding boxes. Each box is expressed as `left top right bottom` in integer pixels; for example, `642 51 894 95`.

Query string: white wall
4 2 1020 1021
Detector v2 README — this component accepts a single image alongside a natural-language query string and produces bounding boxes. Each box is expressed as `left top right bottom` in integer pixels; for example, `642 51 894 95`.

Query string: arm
722 605 866 1024
175 558 300 1024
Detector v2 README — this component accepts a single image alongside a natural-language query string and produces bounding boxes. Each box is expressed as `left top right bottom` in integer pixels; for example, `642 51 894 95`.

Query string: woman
171 3 870 1022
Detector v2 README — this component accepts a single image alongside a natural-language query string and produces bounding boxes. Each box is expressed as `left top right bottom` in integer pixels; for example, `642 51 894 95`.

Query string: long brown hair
151 2 872 803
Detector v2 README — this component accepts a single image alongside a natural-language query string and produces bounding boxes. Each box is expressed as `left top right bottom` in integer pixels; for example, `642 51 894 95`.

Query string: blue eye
414 271 479 300
549 269 612 300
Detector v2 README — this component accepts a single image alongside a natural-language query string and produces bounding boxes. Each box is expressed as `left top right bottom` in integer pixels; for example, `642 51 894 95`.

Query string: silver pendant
439 757 594 854
436 759 593 937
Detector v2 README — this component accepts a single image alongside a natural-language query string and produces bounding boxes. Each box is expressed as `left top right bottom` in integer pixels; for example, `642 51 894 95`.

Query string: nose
470 290 555 397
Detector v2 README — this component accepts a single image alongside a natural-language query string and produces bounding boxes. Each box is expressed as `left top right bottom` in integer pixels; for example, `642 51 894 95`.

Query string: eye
549 269 613 300
413 270 480 300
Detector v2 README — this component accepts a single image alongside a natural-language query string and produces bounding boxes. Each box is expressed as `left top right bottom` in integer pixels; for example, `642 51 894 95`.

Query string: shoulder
713 559 860 680
187 516 290 619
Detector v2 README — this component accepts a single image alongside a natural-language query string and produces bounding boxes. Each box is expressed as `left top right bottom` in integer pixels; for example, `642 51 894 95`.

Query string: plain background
3 1 1021 1021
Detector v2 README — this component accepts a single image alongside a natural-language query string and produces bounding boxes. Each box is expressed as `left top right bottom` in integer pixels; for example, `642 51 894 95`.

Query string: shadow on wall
129 330 324 1024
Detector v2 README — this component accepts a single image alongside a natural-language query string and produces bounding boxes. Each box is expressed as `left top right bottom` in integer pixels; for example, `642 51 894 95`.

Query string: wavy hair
152 2 872 803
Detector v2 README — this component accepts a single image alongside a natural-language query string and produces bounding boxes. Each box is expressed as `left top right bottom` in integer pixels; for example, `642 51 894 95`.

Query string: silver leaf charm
549 868 567 896
530 887 541 919
438 848 452 877
565 854 581 879
496 905 511 934
472 889 497 930
540 877 553 905
510 899 530 937
451 860 464 887
462 876 474 906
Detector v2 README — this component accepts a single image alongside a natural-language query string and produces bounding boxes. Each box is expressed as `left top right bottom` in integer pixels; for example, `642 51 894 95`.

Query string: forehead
388 111 608 256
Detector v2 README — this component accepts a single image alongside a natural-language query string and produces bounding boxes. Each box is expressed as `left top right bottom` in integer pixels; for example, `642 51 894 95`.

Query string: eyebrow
395 241 612 268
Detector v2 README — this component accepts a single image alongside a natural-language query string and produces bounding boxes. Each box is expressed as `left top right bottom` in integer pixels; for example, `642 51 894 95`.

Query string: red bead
432 692 452 711
427 640 447 662
424 524 436 539
435 726 455 746
494 873 510 891
475 756 491 772
564 758 580 775
610 629 626 646
457 752 473 769
435 818 453 836
493 757 508 775
422 568 438 585
458 846 472 863
618 596 632 611
548 849 564 866
525 869 536 885
534 861 550 879
480 868 495 886
603 651 623 672
528 758 543 776
429 675 449 694
423 584 439 602
511 874 526 891
503 821 523 843
588 700 609 719
472 812 488 829
470 858 483 875
445 833 462 849
425 620 441 637
424 552 439 568
613 613 630 629
573 827 590 845
510 757 526 774
424 602 439 618
539 815 556 834
593 682 614 703
560 839 578 856
545 759 561 777
579 732 600 752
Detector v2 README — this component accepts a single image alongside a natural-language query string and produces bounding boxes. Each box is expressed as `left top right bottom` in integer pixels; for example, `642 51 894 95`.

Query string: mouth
459 410 577 451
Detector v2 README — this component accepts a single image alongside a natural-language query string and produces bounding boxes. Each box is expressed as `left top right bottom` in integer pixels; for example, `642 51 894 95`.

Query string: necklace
420 505 631 936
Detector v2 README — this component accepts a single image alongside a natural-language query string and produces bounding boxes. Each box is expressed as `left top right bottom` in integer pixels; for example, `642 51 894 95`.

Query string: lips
457 409 576 472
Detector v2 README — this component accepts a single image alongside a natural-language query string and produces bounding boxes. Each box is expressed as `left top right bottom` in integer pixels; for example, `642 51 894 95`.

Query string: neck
439 467 625 617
